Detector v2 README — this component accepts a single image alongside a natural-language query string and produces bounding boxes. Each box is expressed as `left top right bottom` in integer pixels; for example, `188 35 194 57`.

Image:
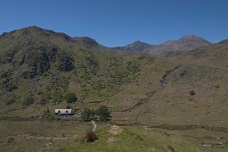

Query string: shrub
57 54 75 72
215 84 220 89
81 108 95 121
81 106 111 122
66 104 71 109
42 107 51 118
81 130 97 142
95 105 111 121
42 107 60 120
38 96 46 105
65 93 77 103
6 82 17 92
189 90 196 96
5 97 16 105
22 95 34 106
7 137 15 143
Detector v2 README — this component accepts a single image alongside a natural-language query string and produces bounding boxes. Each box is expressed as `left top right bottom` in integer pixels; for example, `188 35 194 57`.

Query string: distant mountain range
0 26 227 72
112 34 211 56
0 26 219 57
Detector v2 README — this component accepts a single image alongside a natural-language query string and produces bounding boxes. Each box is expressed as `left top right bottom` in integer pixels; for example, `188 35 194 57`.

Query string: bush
81 108 95 121
81 130 97 142
22 95 34 106
189 90 196 96
42 107 51 118
6 82 17 92
57 54 75 72
81 106 111 122
38 96 46 105
66 104 71 109
65 93 77 103
42 107 60 120
5 97 16 105
95 105 111 121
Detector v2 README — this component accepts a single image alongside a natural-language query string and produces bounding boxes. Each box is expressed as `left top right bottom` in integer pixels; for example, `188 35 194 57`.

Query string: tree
81 108 95 121
65 93 77 103
95 105 111 121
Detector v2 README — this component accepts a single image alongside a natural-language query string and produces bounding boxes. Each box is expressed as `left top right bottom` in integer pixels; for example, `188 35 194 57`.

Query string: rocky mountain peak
178 34 211 44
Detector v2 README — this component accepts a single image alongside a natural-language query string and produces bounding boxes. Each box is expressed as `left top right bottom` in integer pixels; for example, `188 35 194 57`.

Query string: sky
0 0 227 47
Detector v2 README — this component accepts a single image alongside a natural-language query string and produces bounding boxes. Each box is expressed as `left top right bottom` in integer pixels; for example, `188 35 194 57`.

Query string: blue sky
0 0 227 47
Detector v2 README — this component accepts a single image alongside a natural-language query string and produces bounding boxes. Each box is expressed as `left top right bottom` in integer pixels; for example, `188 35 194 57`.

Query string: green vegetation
81 108 95 121
42 107 51 118
81 106 111 121
22 94 34 106
189 90 196 96
65 93 77 103
95 105 111 121
60 126 209 152
4 96 16 105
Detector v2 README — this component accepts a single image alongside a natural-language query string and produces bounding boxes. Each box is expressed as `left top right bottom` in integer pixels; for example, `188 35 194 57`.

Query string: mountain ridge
0 26 219 54
111 34 212 55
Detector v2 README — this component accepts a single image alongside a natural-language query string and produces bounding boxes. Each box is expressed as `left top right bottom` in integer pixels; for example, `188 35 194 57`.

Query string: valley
0 26 227 152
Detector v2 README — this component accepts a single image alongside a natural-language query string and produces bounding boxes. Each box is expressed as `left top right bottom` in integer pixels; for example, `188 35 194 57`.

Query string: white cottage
55 109 72 115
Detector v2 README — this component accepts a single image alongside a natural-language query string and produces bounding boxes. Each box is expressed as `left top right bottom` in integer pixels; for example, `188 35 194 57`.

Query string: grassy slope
61 126 209 152
167 41 228 69
97 56 228 128
0 26 134 113
0 120 91 152
1 44 227 128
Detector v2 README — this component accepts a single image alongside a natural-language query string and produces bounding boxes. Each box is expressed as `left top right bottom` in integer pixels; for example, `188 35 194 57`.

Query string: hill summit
112 34 211 55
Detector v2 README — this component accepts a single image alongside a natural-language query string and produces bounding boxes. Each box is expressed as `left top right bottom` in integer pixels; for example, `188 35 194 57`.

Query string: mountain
0 26 227 130
0 26 144 111
73 37 99 48
0 26 105 53
151 34 211 55
112 40 154 54
113 34 211 56
167 39 228 69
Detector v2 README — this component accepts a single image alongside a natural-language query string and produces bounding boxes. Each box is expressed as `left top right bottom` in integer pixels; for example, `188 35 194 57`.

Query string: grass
0 120 91 152
0 119 227 152
60 126 211 152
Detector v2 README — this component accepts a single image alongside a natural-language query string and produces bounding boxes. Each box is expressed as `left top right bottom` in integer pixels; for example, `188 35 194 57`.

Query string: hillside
0 26 228 152
151 34 211 56
0 26 227 127
0 26 144 113
167 39 228 69
61 126 209 152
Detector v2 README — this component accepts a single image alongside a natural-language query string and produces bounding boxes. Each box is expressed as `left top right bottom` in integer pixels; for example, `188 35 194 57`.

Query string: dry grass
0 120 91 152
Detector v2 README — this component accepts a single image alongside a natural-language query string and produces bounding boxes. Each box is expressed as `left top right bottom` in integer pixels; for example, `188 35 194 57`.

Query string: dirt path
148 124 228 132
112 121 228 133
12 134 77 140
